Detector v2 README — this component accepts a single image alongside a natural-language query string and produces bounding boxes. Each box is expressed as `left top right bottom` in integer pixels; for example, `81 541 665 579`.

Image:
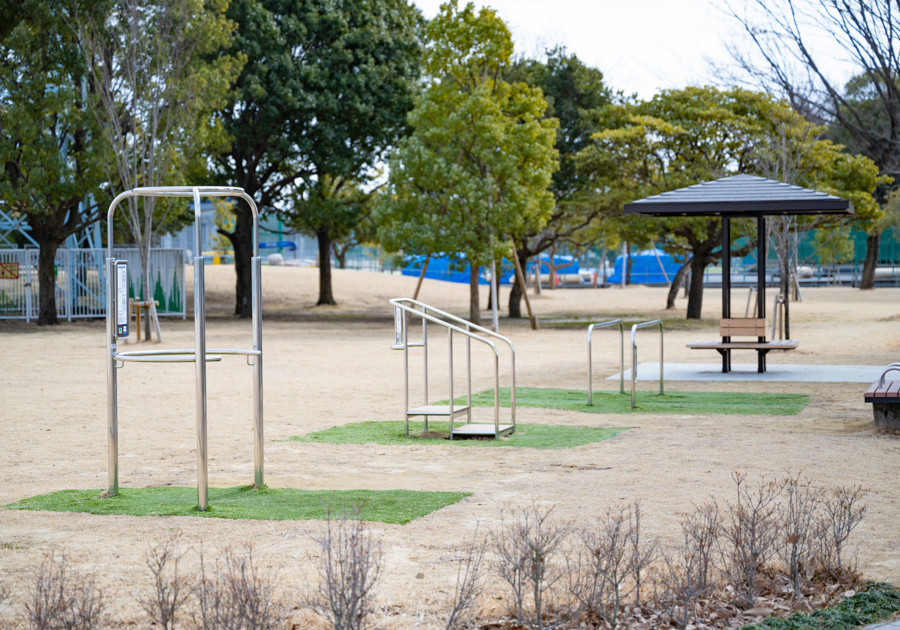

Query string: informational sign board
0 262 19 279
116 261 129 338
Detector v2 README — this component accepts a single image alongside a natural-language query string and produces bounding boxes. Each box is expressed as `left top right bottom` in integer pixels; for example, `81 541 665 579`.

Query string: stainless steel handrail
389 298 515 439
105 185 263 511
877 364 900 388
391 297 517 426
587 319 625 405
630 320 664 409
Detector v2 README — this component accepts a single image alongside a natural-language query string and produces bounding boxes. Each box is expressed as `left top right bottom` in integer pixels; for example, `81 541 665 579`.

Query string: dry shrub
444 528 487 630
303 508 382 630
495 503 570 630
569 504 637 630
191 545 286 630
777 472 821 600
718 472 783 607
22 548 107 630
137 531 190 630
815 484 867 580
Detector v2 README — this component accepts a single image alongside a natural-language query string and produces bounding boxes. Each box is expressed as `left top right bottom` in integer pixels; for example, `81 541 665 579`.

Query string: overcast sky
411 0 854 100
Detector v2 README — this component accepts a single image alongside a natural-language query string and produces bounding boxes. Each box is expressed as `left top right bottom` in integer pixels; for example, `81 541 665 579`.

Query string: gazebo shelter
624 174 853 373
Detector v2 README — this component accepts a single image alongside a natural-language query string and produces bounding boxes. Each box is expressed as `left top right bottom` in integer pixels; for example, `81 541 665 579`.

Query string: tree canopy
377 0 559 324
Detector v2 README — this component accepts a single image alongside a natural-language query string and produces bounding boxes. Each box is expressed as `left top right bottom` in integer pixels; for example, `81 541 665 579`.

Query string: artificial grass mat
440 387 810 416
3 486 470 524
289 421 624 449
743 582 900 630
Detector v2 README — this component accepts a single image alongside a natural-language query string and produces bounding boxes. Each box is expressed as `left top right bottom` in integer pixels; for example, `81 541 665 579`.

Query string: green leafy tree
377 0 558 325
0 1 112 325
577 86 884 319
501 47 612 315
214 0 422 313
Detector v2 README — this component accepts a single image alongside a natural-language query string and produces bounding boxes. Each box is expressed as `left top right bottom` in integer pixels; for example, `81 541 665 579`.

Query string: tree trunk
860 232 880 289
686 256 706 319
333 243 347 269
469 264 481 325
666 259 692 310
548 245 557 290
316 229 336 305
779 255 791 339
508 249 529 318
140 245 152 340
37 239 61 325
625 242 632 285
225 199 254 319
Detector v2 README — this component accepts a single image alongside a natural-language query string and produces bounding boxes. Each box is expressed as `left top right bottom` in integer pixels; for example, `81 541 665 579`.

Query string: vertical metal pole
106 257 118 497
619 322 625 394
490 259 499 332
403 310 409 437
659 324 664 396
423 317 428 405
510 352 516 433
758 216 767 373
194 257 208 511
466 325 472 424
448 328 454 440
587 326 593 406
631 339 638 409
251 256 264 488
722 216 731 373
494 353 500 437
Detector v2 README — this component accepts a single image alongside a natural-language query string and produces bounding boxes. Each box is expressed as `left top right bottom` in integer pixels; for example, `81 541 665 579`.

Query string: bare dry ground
1 265 899 627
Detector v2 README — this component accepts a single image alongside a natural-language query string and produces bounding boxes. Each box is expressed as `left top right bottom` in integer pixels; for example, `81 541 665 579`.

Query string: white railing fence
0 248 185 321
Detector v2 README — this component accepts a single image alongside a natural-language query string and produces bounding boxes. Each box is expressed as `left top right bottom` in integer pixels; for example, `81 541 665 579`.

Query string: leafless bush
495 503 570 630
777 473 821 599
681 501 719 592
659 535 706 629
303 508 382 630
137 531 190 630
570 505 632 630
192 545 286 630
0 583 12 629
22 548 107 630
444 528 487 630
628 501 656 607
816 484 867 579
718 473 783 607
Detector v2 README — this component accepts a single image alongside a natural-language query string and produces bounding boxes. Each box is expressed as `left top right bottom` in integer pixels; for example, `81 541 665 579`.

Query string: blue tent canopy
607 249 679 285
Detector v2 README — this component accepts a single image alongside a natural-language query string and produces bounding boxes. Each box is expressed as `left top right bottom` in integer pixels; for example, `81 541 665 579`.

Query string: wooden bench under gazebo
624 174 853 373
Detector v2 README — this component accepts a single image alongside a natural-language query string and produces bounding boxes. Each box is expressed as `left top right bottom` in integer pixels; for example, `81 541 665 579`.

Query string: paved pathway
611 362 886 383
863 621 900 630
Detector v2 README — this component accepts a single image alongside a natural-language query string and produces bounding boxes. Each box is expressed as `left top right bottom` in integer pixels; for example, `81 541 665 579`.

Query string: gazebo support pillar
757 216 766 373
721 216 731 373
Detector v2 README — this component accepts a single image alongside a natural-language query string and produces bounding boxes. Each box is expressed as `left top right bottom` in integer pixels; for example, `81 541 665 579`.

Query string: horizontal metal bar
114 348 259 357
128 186 247 197
113 353 222 363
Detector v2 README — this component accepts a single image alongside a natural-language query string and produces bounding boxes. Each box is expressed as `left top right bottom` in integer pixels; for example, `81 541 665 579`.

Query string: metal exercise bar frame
391 297 516 427
105 186 263 511
587 319 625 405
390 299 508 439
630 320 664 409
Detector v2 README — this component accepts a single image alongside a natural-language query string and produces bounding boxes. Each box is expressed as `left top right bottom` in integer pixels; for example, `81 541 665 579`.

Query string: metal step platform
451 423 514 438
406 404 470 418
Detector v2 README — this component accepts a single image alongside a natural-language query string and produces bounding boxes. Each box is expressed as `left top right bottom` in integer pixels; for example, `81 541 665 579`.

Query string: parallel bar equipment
630 320 664 409
587 319 625 405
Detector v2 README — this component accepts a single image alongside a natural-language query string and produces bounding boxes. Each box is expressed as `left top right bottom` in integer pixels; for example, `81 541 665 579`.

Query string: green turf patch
3 486 469 525
437 387 809 416
289 421 624 449
743 582 900 630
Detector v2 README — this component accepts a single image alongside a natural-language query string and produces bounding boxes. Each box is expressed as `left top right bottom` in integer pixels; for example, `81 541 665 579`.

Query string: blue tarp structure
607 249 680 285
499 254 580 284
400 254 490 284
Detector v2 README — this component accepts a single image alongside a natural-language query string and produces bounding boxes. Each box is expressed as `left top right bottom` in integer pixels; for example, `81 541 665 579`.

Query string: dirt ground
1 265 899 627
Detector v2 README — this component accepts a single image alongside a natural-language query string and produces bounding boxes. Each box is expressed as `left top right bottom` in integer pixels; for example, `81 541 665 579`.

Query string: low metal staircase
390 298 516 439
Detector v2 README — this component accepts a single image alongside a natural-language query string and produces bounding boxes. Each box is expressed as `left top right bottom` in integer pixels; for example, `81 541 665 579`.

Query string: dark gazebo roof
624 174 853 217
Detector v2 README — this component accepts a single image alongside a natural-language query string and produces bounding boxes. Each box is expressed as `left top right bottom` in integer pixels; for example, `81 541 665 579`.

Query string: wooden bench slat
686 341 798 350
864 382 880 396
